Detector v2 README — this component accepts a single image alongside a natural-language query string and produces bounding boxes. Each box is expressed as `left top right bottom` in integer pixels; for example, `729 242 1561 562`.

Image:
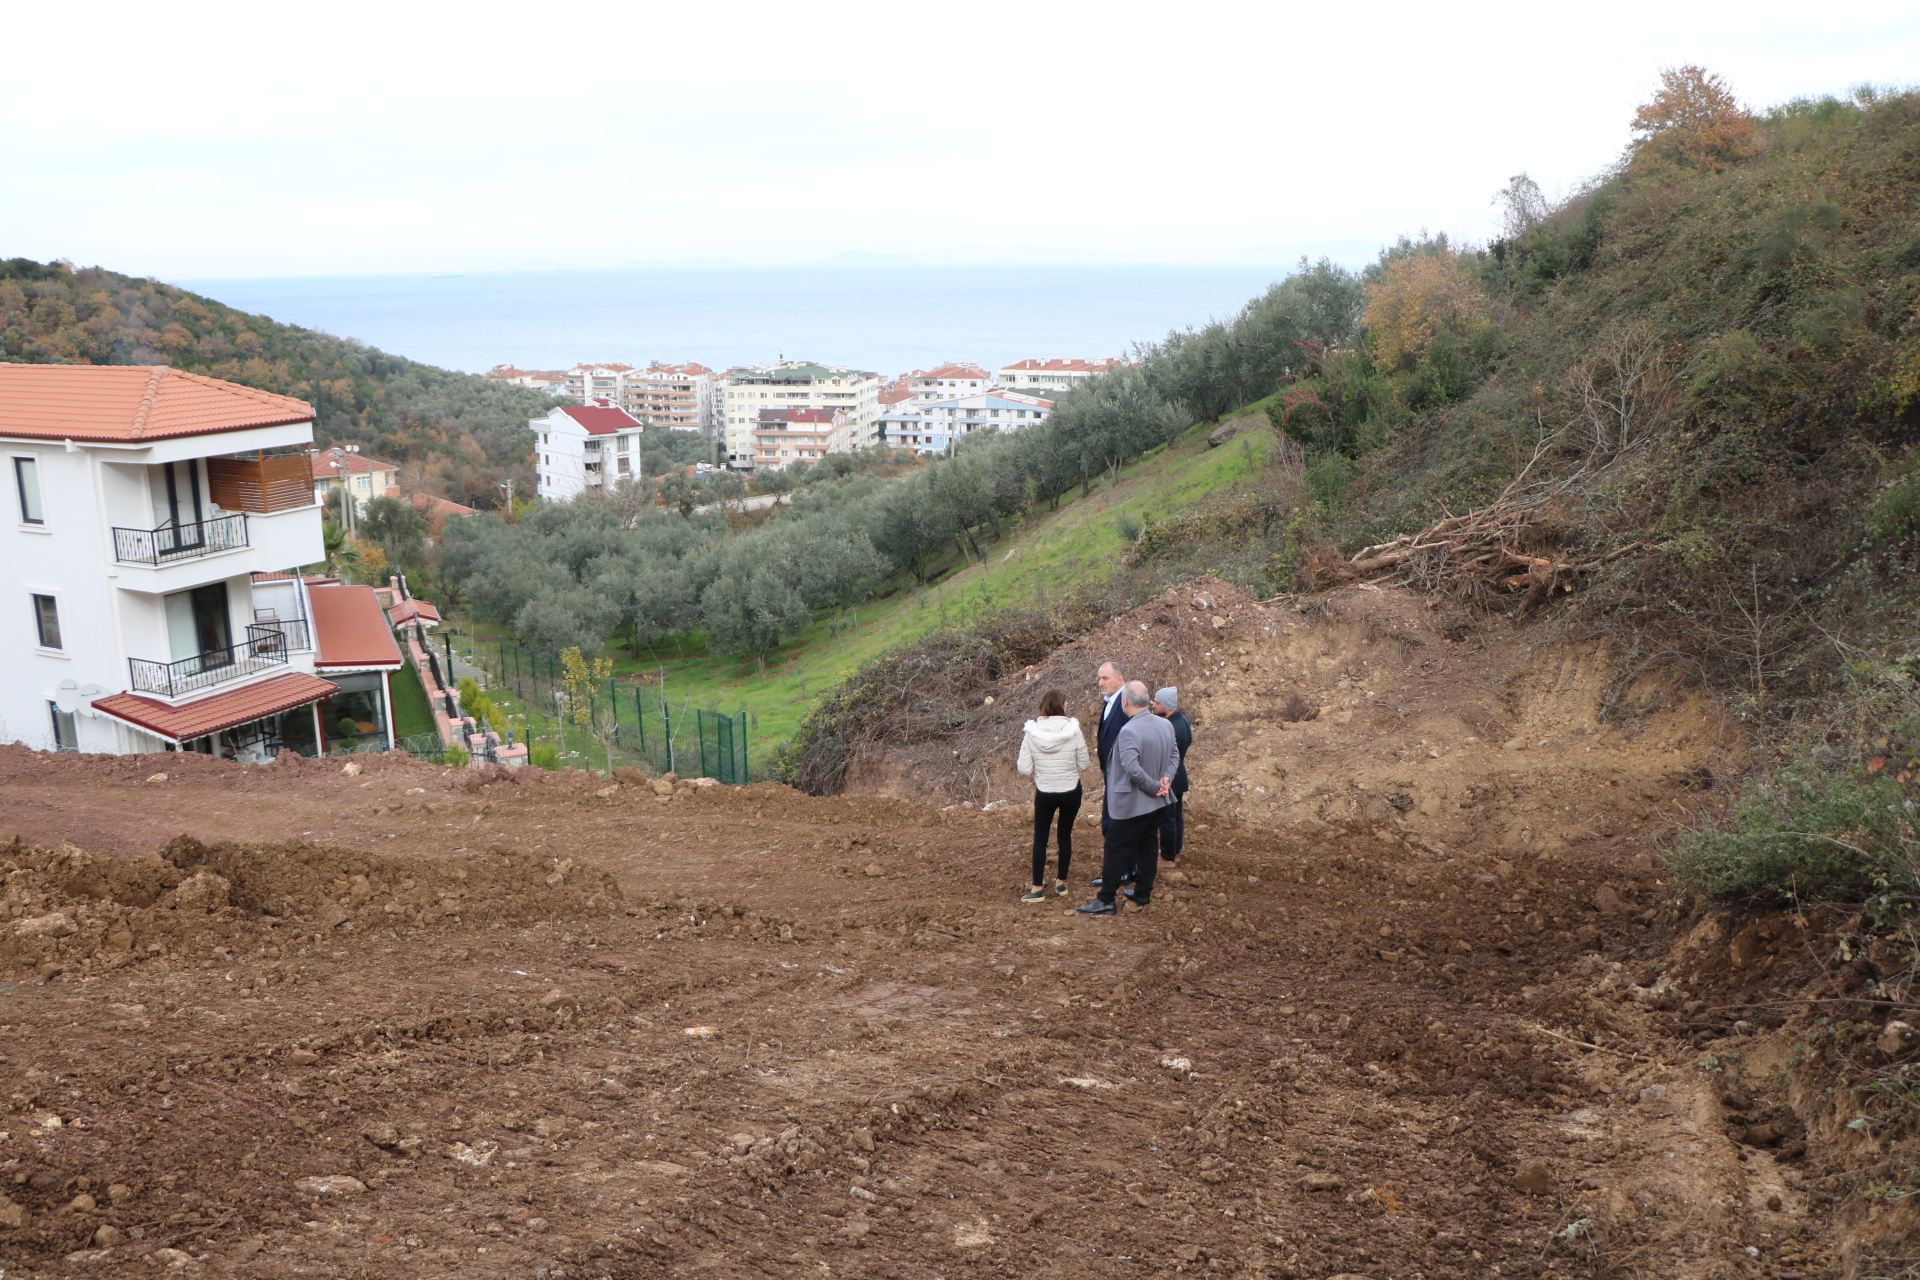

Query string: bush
445 745 470 768
529 743 561 770
1666 764 1919 909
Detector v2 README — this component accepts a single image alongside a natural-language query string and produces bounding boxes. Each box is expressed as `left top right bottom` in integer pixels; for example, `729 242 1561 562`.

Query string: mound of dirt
849 577 1742 865
1 834 622 982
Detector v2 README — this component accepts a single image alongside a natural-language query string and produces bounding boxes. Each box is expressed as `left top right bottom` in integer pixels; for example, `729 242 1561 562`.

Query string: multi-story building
311 445 400 527
530 403 647 500
1 363 403 760
719 362 882 468
484 366 568 395
562 363 637 405
995 357 1127 391
752 408 852 469
879 391 1054 456
901 364 992 405
625 363 721 434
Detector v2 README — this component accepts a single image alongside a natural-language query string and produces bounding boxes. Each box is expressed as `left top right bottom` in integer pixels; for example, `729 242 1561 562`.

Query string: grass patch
391 661 438 740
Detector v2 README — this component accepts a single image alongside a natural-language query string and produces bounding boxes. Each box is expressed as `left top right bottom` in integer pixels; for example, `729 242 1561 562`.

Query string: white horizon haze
6 0 1917 281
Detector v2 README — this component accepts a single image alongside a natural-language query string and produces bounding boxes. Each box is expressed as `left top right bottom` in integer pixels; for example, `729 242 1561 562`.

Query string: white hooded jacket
1017 715 1091 794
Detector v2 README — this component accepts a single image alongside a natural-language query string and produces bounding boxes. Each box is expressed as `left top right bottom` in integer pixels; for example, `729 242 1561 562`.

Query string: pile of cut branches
1340 497 1646 613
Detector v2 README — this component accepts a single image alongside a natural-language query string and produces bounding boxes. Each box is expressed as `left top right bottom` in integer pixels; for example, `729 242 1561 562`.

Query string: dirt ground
0 583 1871 1278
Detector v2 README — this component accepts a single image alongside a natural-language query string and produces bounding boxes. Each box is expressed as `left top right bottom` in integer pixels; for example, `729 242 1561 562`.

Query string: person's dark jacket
1096 693 1126 771
1167 710 1192 796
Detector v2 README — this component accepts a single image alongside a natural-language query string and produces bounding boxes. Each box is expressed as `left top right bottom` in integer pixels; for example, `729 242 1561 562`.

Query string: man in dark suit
1092 661 1126 883
1078 681 1176 915
1152 687 1192 866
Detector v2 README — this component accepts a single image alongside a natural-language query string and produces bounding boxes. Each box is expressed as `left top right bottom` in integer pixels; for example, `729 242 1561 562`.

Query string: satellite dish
54 680 82 714
77 684 105 715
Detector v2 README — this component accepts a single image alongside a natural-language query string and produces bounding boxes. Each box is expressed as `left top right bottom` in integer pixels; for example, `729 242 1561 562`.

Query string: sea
173 264 1307 377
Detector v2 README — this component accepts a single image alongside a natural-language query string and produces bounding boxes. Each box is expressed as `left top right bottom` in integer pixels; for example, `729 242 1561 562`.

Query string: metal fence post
697 708 707 779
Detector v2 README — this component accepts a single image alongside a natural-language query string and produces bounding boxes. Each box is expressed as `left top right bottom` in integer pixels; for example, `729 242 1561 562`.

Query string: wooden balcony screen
208 452 312 514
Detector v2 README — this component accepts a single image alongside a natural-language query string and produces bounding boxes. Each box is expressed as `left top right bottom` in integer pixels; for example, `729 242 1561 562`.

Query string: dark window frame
31 592 61 650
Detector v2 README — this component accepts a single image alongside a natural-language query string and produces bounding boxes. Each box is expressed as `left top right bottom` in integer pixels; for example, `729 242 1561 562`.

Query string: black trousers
1157 794 1185 863
1032 785 1082 885
1099 811 1162 904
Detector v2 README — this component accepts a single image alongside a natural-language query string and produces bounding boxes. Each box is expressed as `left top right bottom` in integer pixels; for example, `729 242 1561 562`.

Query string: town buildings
529 403 647 500
720 362 882 468
752 407 852 469
2 363 402 760
629 363 721 434
484 366 568 395
879 391 1053 455
995 357 1127 390
900 364 993 406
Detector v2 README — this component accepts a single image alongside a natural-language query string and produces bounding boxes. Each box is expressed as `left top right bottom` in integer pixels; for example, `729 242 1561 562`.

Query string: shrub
529 743 561 771
1666 764 1919 909
445 745 470 768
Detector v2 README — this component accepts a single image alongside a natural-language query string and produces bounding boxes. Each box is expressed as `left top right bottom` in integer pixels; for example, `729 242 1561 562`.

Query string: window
355 475 371 491
32 593 61 649
617 457 630 474
14 456 44 524
48 702 77 753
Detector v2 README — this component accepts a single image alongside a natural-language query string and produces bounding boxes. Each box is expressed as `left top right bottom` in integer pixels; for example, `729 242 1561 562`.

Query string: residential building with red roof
529 403 647 501
485 365 568 395
995 357 1129 390
311 445 400 528
0 362 364 761
878 391 1053 456
751 407 853 469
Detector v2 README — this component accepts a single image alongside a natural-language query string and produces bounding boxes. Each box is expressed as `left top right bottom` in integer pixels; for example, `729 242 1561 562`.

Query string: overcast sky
7 0 1916 279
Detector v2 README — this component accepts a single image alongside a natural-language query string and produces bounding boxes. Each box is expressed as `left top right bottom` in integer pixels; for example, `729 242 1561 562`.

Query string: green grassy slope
453 415 1275 769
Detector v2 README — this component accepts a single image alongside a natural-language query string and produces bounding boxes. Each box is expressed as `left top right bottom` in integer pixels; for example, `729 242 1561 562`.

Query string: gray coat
1105 710 1177 820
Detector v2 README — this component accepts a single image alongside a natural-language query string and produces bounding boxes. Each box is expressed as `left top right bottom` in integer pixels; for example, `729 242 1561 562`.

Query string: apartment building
879 391 1053 455
484 365 568 395
629 363 721 434
530 403 647 500
0 363 403 760
900 364 992 405
751 407 852 469
995 357 1127 390
720 361 882 468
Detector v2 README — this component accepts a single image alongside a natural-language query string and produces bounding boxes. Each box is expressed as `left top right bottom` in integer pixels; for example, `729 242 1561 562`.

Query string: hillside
0 258 551 508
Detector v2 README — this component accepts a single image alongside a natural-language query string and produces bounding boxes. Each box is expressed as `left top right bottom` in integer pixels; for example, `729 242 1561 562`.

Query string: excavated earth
0 581 1886 1279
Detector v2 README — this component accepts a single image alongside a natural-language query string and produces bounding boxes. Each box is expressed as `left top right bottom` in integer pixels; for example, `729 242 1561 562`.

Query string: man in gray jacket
1077 681 1177 915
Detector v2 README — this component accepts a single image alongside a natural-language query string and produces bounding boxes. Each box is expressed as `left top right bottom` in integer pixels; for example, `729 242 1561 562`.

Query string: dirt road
0 740 1838 1279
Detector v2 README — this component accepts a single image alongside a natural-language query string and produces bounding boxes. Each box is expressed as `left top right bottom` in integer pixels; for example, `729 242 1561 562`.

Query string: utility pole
499 479 513 521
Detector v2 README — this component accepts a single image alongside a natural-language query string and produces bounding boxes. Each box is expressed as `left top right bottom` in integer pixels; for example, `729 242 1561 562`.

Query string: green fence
458 632 750 781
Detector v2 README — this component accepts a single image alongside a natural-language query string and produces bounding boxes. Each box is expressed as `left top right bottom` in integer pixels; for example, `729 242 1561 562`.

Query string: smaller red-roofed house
311 445 400 524
529 403 646 500
307 582 404 752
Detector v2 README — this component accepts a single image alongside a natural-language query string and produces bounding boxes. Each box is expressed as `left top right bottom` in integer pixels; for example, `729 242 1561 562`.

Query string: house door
149 459 206 553
164 582 232 665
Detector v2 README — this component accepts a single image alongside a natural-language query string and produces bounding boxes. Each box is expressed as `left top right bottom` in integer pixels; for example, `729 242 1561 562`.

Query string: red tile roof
878 387 915 405
915 364 988 380
757 407 836 424
999 358 1124 373
312 447 399 478
0 363 312 443
309 584 404 669
404 491 476 517
93 672 339 744
558 405 641 435
388 598 443 627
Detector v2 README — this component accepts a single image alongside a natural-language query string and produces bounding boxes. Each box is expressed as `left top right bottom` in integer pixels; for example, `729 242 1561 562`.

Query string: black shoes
1075 900 1118 916
1122 887 1152 906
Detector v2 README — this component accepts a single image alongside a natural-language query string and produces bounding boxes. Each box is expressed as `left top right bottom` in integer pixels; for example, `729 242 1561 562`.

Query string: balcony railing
128 623 293 699
111 514 250 566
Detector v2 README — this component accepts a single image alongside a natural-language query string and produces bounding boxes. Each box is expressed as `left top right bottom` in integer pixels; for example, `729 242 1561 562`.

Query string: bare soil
0 583 1867 1278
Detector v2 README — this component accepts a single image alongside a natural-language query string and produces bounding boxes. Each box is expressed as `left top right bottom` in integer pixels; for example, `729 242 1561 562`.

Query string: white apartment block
530 404 648 500
720 362 882 468
995 357 1127 391
484 365 568 395
879 392 1053 456
900 364 992 406
1 364 404 761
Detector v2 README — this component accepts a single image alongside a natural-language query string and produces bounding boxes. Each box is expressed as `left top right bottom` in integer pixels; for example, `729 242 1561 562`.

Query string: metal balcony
112 515 249 566
128 623 295 698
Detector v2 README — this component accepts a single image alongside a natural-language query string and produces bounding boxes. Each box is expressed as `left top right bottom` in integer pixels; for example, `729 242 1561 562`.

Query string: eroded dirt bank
0 726 1864 1279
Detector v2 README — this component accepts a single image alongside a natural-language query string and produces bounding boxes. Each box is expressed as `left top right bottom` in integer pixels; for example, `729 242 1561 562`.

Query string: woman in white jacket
1016 688 1091 902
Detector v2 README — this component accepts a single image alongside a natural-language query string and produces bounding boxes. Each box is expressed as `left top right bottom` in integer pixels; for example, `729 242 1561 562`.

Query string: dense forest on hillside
0 260 551 508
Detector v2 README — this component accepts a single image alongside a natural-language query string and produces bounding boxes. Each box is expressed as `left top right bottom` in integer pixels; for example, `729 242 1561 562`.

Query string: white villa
530 403 647 500
878 391 1053 456
1 363 401 760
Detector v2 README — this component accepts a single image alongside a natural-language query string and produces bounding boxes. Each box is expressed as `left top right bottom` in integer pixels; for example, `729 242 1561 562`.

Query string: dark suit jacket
1096 693 1126 772
1167 710 1192 796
